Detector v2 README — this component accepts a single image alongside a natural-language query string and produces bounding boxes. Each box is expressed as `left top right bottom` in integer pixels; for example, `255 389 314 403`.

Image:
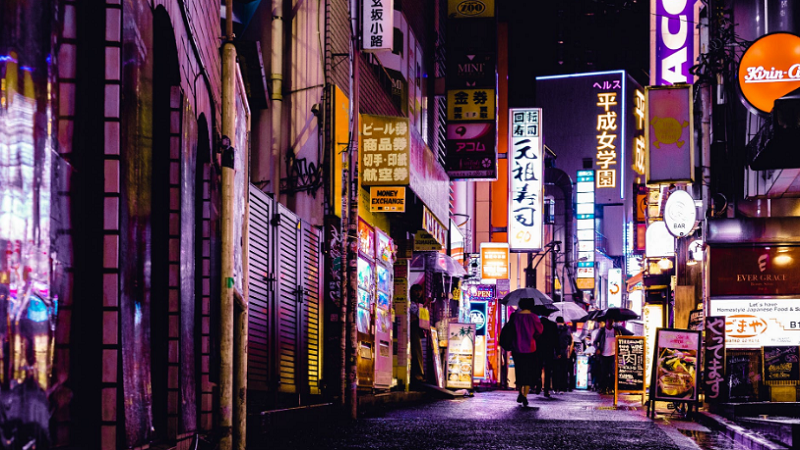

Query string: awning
626 271 643 291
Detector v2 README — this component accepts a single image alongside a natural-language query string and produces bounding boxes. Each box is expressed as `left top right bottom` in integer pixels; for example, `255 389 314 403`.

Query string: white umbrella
547 301 587 323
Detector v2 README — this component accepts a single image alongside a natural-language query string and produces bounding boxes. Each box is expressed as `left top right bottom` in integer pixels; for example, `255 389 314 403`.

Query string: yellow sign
447 0 495 18
414 231 442 251
370 186 406 212
447 89 496 121
332 86 350 217
576 278 595 290
360 115 410 186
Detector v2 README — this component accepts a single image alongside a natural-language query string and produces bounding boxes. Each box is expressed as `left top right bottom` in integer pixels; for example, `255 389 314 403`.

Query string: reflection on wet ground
679 429 751 450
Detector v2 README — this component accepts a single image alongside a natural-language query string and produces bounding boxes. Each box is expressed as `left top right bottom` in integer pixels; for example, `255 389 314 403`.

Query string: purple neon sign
654 0 694 85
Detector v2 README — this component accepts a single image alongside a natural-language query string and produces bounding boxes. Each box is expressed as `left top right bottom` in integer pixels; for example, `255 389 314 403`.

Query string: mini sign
370 186 405 212
360 115 410 186
447 89 496 121
663 190 696 238
738 32 800 114
362 0 394 52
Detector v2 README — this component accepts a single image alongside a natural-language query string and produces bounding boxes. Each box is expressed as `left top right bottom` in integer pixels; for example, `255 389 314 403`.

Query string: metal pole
220 1 236 442
271 0 284 197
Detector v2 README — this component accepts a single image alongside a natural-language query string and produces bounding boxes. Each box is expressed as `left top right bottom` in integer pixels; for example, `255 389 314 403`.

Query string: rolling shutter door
301 222 323 395
247 185 273 391
275 203 301 393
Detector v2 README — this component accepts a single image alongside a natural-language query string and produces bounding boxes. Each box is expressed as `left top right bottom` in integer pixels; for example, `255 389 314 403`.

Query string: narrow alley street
262 391 726 450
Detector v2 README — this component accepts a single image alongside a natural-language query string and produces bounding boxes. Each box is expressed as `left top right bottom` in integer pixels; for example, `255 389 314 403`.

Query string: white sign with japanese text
709 299 800 349
508 108 543 252
362 0 394 52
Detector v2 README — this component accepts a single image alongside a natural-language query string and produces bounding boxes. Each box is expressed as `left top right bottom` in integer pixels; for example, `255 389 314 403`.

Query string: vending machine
374 228 394 388
356 219 376 388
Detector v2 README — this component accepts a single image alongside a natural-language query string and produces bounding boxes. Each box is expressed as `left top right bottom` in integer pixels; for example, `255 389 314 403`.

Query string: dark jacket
593 324 633 354
535 318 559 359
556 324 573 358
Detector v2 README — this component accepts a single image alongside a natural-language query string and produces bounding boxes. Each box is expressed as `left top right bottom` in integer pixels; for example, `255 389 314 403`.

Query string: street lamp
525 240 562 298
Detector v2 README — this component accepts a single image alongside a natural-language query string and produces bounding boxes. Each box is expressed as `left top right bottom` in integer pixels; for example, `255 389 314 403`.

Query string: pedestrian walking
554 316 573 392
499 298 543 407
592 319 633 394
533 314 558 397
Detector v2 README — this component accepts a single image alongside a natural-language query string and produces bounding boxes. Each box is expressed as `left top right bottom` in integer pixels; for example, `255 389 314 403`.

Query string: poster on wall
650 328 700 402
446 323 476 389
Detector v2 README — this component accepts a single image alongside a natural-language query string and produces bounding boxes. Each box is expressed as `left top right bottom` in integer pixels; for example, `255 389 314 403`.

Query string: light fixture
658 258 673 270
774 254 793 266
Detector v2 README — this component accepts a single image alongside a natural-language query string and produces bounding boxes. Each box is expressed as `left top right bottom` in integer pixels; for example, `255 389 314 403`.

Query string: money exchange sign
508 108 543 252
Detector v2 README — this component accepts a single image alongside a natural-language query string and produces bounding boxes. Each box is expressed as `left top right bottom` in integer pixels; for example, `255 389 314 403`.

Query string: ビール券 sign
370 186 405 212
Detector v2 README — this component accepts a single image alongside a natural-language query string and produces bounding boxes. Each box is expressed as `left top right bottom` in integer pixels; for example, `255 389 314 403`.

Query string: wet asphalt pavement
262 390 706 449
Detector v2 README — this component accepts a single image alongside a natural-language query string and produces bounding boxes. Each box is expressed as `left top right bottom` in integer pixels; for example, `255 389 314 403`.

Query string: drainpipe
220 0 236 448
271 0 284 198
700 83 712 314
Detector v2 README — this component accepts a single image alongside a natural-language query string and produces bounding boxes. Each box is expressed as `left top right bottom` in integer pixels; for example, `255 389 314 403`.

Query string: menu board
703 316 727 403
651 329 701 402
445 323 476 389
727 349 761 401
616 336 645 392
762 346 800 383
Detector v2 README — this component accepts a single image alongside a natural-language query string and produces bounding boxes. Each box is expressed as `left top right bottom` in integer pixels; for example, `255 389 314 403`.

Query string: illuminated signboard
651 0 694 85
608 268 622 308
643 303 665 388
362 0 394 52
738 32 800 115
360 115 410 185
595 88 620 189
370 186 406 212
576 170 595 291
508 108 544 252
447 89 496 121
448 0 495 18
709 299 800 349
646 85 694 184
645 221 675 258
663 189 696 238
632 89 646 175
480 243 509 280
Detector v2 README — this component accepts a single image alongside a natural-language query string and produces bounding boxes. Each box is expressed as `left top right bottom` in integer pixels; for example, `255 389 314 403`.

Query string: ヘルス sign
370 186 405 212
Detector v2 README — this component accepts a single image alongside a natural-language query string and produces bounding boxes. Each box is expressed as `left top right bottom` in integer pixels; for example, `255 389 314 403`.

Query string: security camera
311 103 321 116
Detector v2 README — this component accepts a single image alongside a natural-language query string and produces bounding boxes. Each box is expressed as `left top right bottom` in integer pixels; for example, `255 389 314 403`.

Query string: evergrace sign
652 0 694 86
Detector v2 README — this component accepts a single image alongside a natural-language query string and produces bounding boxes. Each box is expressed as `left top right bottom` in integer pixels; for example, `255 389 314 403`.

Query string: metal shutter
301 222 323 395
247 185 273 391
275 203 301 393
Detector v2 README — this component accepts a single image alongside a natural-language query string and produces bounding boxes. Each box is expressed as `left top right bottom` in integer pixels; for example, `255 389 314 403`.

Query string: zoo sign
738 32 800 115
645 85 694 184
448 0 494 18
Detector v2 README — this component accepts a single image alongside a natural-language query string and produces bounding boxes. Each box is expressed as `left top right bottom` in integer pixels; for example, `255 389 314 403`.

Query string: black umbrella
599 307 639 322
576 309 603 323
500 287 555 309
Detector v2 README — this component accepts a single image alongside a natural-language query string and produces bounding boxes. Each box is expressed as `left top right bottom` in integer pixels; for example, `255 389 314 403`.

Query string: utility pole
345 0 361 421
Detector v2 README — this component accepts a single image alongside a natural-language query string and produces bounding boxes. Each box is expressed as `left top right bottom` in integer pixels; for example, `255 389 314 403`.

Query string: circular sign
664 190 697 238
470 310 486 330
457 0 487 16
738 32 800 114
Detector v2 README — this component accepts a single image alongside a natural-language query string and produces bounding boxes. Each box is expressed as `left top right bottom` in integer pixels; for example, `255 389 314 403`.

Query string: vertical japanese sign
361 115 410 186
362 0 394 52
646 85 694 183
508 108 543 252
632 89 646 175
595 83 621 190
575 170 595 290
651 0 694 85
704 316 727 402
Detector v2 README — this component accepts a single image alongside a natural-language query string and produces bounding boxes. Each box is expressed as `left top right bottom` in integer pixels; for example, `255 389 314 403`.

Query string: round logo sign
738 32 800 114
456 0 487 16
664 190 697 238
470 310 486 330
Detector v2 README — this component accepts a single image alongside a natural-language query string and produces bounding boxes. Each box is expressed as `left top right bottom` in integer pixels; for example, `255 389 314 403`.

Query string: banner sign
710 247 800 297
447 88 495 121
445 323 476 389
423 206 447 247
646 85 694 183
703 316 727 402
632 89 647 175
414 231 442 251
709 299 800 348
447 0 495 18
362 0 394 52
446 122 497 179
608 268 622 308
508 108 544 252
652 0 694 85
370 186 405 212
480 243 509 280
762 346 800 383
361 115 410 186
738 32 800 115
651 328 701 402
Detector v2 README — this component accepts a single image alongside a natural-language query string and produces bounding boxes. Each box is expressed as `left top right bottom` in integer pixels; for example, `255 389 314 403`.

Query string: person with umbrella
593 308 636 395
501 297 543 407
